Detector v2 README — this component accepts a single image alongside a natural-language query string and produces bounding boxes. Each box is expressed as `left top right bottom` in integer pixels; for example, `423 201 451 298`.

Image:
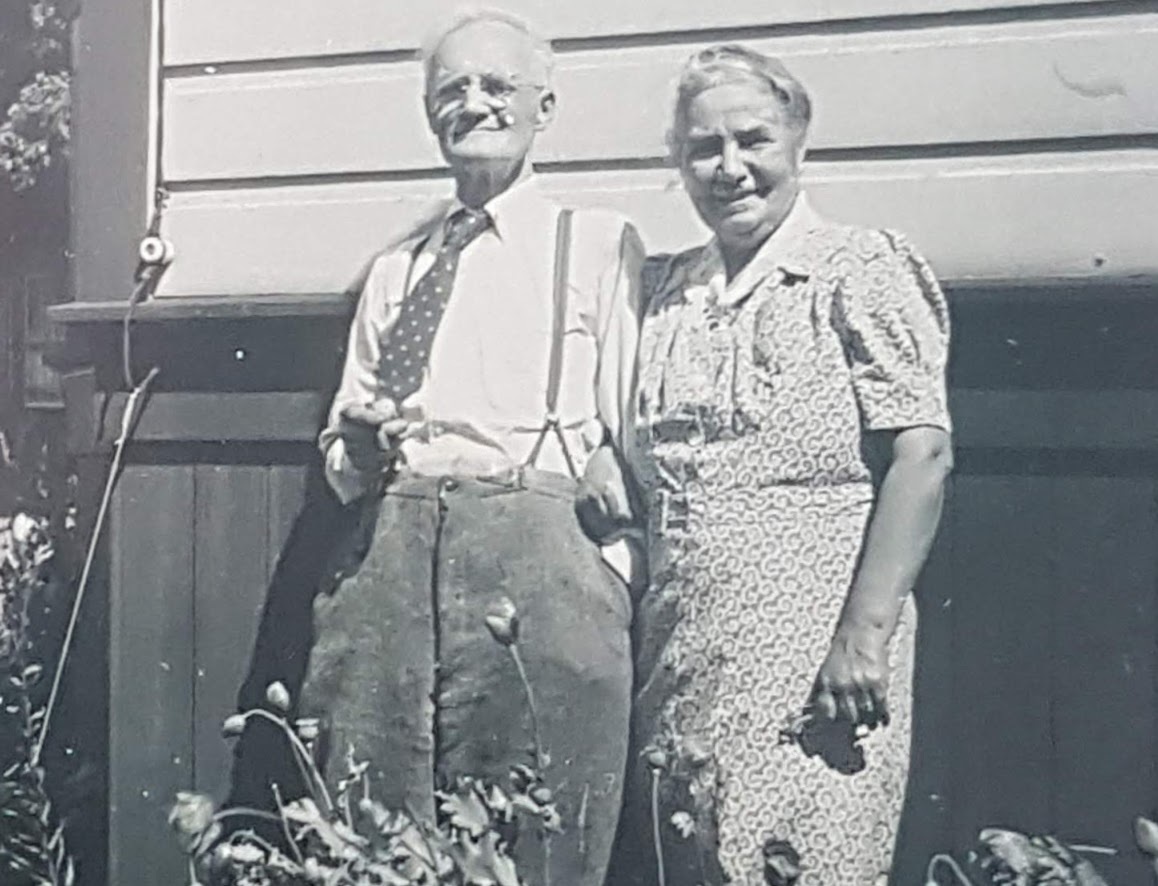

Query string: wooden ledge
47 276 1158 326
49 292 355 324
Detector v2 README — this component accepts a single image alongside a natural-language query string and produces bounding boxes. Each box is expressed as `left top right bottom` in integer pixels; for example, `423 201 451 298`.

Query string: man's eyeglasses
429 72 545 109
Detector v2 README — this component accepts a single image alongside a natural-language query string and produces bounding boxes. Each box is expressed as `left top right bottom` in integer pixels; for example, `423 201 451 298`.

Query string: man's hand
337 399 412 473
576 443 637 543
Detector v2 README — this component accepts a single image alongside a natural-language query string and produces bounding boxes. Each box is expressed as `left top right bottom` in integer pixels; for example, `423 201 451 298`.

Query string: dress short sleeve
832 229 952 433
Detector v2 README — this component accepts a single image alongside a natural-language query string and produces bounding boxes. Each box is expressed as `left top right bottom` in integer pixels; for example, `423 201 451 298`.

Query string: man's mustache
436 106 516 140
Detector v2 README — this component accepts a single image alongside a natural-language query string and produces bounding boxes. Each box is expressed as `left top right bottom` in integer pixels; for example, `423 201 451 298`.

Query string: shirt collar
443 173 549 241
694 191 822 308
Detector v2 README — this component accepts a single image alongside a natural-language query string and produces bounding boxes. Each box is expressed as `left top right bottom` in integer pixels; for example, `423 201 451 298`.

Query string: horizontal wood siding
156 151 1158 294
162 0 1108 63
164 17 1158 181
152 4 1158 295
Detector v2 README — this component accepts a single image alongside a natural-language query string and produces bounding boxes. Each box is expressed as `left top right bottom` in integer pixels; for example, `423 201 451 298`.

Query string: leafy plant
926 828 1113 886
0 512 74 885
0 1 76 192
171 598 562 886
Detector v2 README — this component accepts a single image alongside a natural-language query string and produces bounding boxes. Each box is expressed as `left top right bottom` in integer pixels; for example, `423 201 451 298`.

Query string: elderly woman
618 45 953 886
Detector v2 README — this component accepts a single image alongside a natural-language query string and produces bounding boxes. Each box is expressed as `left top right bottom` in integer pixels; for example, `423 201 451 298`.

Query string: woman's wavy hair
668 44 812 158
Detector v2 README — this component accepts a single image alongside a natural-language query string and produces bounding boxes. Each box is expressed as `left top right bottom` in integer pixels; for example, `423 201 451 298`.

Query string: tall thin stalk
925 853 975 886
650 768 666 886
508 645 546 771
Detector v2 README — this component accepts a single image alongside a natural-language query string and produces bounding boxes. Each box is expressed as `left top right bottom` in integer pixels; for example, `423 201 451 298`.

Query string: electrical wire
32 363 160 768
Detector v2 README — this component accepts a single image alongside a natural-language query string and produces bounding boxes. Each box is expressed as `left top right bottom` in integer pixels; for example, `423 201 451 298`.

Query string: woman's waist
646 477 874 535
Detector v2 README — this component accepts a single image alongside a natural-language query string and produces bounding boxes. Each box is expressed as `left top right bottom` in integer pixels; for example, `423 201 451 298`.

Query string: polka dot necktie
377 207 492 401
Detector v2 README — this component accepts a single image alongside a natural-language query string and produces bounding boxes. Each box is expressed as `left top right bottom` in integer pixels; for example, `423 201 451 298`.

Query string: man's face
426 21 554 170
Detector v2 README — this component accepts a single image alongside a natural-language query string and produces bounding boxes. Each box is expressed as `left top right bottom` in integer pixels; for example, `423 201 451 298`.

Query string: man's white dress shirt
322 177 644 511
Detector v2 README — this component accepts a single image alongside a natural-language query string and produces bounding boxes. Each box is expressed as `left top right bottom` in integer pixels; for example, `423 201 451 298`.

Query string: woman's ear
534 89 557 130
792 128 809 168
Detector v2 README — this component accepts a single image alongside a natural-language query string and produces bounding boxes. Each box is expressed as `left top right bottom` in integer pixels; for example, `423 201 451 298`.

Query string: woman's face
676 80 805 260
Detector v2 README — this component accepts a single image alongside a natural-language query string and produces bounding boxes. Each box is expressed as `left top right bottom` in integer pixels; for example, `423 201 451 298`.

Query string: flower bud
295 717 320 742
1137 817 1158 856
221 714 247 738
484 597 520 647
529 785 552 805
643 746 668 771
265 681 291 713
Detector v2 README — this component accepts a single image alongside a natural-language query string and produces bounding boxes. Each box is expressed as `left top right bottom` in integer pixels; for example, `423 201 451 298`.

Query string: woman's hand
812 624 891 728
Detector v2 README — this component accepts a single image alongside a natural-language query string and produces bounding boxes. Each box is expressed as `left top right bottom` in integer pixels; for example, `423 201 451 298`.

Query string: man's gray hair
419 8 555 91
669 44 812 155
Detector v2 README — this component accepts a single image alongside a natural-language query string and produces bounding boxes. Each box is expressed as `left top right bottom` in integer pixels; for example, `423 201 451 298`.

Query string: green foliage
0 1 76 192
927 829 1112 886
0 513 74 886
173 597 560 886
171 689 561 886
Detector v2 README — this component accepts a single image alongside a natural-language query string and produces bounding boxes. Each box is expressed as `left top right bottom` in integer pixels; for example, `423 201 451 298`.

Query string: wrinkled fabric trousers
299 469 633 886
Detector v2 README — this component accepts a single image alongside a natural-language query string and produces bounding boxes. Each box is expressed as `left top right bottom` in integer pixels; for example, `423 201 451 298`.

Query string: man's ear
534 89 557 130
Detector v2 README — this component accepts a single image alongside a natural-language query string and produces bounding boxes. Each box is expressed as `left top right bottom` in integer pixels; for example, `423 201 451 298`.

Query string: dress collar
692 192 822 308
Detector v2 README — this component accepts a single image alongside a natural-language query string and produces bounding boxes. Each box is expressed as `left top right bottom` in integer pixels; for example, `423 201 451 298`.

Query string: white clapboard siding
163 15 1158 182
154 150 1158 296
163 0 1106 64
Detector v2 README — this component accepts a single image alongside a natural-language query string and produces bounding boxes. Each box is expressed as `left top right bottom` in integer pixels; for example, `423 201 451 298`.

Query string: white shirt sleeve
319 254 394 504
594 217 646 458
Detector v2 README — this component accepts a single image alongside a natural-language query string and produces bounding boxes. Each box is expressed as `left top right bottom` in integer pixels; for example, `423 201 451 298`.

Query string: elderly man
295 10 643 886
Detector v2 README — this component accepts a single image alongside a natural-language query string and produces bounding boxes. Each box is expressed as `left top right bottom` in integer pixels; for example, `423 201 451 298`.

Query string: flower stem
926 853 975 886
245 709 334 815
400 805 443 879
271 783 305 867
509 646 546 770
210 808 284 828
650 768 666 886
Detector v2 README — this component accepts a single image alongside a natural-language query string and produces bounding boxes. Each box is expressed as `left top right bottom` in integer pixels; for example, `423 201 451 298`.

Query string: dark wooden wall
894 290 1158 886
50 285 1158 885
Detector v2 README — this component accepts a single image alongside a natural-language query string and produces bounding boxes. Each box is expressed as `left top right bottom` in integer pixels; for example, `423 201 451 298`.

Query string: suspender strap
524 209 578 478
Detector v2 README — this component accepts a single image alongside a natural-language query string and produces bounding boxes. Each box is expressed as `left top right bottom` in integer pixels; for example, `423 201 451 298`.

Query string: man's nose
461 76 493 116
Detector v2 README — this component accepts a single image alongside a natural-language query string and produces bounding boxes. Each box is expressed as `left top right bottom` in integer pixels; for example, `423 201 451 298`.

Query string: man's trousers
298 469 633 886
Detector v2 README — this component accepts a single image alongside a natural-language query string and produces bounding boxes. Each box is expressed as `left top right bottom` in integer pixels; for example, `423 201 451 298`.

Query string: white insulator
138 235 175 266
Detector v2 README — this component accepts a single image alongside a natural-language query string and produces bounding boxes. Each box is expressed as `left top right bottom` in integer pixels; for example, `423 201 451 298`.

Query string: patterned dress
625 201 951 886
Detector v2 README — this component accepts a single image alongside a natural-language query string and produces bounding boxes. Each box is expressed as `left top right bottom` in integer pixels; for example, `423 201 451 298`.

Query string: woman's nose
717 141 746 182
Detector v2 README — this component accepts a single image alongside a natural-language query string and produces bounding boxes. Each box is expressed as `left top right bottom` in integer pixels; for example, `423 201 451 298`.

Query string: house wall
145 0 1158 296
55 2 1158 884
